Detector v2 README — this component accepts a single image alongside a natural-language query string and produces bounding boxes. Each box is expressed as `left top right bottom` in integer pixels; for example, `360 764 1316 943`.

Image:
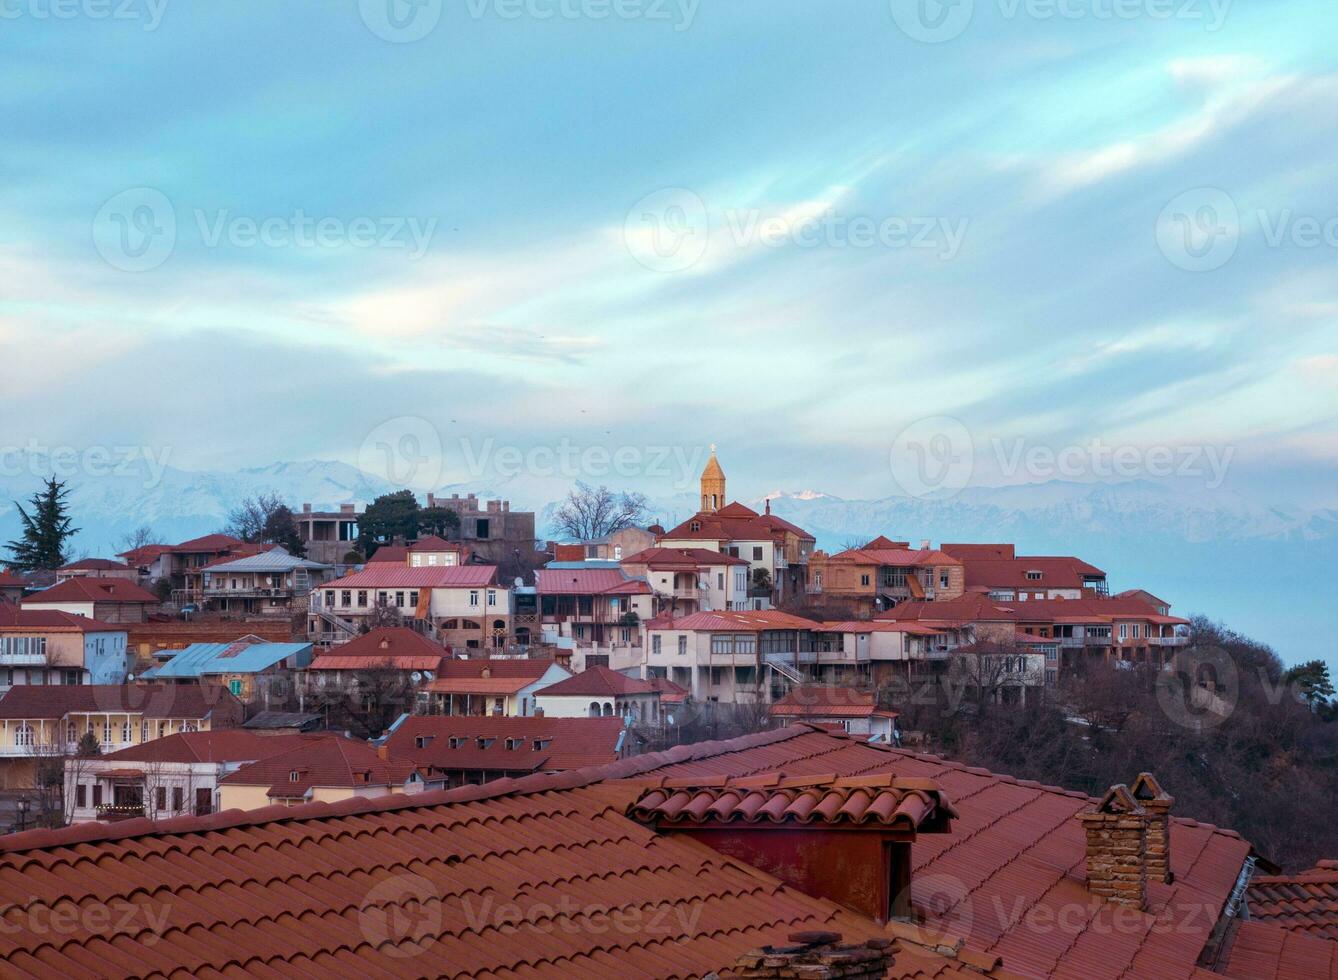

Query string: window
940 572 950 589
93 785 102 807
67 723 77 744
76 784 86 808
395 591 405 608
229 679 243 696
340 590 352 608
860 574 870 586
1119 624 1128 640
63 669 80 686
156 786 166 810
121 721 131 742
717 573 724 591
487 590 497 607
710 634 733 654
469 591 480 607
173 787 183 811
289 771 301 782
14 723 33 747
621 628 631 643
408 591 419 608
1026 570 1042 580
324 590 335 607
652 635 661 655
357 591 369 608
1132 624 1141 639
1045 669 1057 685
752 547 763 561
475 518 490 539
690 522 701 532
677 636 687 655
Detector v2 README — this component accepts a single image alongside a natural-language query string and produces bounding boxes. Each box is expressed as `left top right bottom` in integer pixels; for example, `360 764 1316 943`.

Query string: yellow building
217 735 422 810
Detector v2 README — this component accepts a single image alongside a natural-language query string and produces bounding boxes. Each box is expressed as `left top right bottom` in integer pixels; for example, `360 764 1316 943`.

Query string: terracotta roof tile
1248 861 1338 941
534 665 658 697
384 715 625 771
22 577 158 605
0 683 241 720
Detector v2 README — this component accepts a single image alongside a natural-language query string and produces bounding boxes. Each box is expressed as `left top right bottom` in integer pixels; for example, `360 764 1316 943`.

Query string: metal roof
141 641 312 678
202 547 331 574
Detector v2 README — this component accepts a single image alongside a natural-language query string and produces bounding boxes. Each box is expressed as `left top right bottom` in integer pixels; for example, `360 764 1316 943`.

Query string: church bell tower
700 445 726 513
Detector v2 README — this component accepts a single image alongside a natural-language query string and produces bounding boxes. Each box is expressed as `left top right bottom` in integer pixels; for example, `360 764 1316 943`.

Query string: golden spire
701 446 726 513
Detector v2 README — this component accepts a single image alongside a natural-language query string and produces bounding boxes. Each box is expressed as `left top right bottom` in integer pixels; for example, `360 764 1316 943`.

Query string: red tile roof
0 569 27 587
0 684 241 720
1247 861 1338 941
0 605 123 633
57 558 131 571
646 677 690 704
955 556 1106 591
308 627 447 672
829 546 961 568
878 594 1019 625
22 577 158 605
638 726 1255 980
321 564 499 589
769 687 897 720
655 609 823 632
535 567 650 595
941 543 1016 561
423 658 565 695
1219 918 1338 979
659 500 815 545
100 729 324 764
162 533 246 554
0 725 1019 979
384 715 625 771
408 535 468 553
367 543 410 564
115 544 170 567
621 546 751 567
534 665 658 698
628 773 954 831
219 735 415 795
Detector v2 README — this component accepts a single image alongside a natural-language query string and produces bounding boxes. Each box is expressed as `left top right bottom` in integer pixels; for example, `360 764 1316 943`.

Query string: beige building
217 735 422 810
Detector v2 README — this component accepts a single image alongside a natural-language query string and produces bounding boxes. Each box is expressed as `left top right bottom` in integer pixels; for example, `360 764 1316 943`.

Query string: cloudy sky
2 0 1336 504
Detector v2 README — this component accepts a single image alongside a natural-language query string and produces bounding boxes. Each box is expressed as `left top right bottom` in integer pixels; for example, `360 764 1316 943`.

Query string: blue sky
1 0 1336 507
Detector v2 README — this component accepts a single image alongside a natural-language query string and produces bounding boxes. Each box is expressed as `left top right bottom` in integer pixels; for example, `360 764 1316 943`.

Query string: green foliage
6 477 79 571
1286 659 1336 713
419 506 460 539
76 732 101 757
342 549 366 564
357 490 422 553
750 567 772 592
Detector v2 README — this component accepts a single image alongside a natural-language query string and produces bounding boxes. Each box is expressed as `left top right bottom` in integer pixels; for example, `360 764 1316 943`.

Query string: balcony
95 804 145 822
0 652 47 667
204 587 296 599
1148 635 1190 647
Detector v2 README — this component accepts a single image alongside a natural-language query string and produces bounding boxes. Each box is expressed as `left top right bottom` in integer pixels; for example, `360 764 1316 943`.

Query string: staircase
767 659 804 685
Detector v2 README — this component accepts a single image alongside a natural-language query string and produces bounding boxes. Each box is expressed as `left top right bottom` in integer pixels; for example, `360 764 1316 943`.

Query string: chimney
1131 773 1174 884
533 707 544 718
303 503 312 514
920 539 931 550
1080 784 1147 910
628 774 956 923
714 932 895 979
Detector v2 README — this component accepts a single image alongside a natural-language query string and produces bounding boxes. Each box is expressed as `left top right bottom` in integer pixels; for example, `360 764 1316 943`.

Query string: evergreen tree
6 478 79 571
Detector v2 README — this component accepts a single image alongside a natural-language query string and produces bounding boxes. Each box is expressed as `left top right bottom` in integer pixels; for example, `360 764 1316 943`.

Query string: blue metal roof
141 641 312 679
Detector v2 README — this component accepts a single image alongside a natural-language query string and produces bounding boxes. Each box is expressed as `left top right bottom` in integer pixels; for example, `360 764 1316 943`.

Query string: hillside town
0 453 1331 979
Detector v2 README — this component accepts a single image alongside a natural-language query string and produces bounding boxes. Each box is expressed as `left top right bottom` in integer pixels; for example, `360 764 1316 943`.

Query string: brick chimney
714 932 894 979
628 774 956 923
1131 772 1174 884
1079 784 1147 910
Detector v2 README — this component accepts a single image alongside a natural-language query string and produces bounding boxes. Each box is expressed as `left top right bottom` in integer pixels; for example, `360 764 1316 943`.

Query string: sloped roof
219 736 415 794
308 627 446 671
408 535 467 553
769 687 893 720
829 546 961 568
424 658 565 696
22 577 158 605
957 556 1106 591
321 565 498 589
0 568 28 587
535 567 650 595
0 684 239 720
878 594 1018 624
654 609 823 632
384 715 625 771
1247 860 1338 941
162 534 246 554
533 665 658 698
57 558 131 571
0 605 123 633
201 547 330 574
99 729 322 764
620 546 750 567
140 641 311 679
1219 918 1338 979
0 725 1020 979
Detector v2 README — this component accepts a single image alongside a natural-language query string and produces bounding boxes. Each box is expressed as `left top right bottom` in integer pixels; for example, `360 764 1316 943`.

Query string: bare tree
224 492 286 543
118 526 157 555
552 482 648 540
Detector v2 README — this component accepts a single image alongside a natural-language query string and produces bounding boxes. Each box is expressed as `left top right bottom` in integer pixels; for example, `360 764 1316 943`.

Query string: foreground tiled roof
638 726 1255 980
769 686 897 720
384 715 625 771
309 627 446 672
1218 918 1338 979
628 773 956 831
22 576 158 605
0 684 240 720
1247 860 1338 940
0 726 1018 979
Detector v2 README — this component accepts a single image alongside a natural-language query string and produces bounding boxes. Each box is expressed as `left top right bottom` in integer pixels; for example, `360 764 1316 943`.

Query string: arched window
602 702 614 717
588 701 601 718
15 724 34 747
67 723 77 744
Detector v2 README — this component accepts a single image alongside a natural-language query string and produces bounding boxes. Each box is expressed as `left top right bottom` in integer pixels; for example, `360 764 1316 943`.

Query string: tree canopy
357 490 422 553
6 477 79 571
551 482 648 541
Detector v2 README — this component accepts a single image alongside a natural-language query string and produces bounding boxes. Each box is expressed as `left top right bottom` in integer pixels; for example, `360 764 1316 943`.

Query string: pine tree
6 478 80 571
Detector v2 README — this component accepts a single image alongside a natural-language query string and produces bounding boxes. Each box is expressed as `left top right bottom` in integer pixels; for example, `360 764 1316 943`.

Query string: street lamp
16 796 30 832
